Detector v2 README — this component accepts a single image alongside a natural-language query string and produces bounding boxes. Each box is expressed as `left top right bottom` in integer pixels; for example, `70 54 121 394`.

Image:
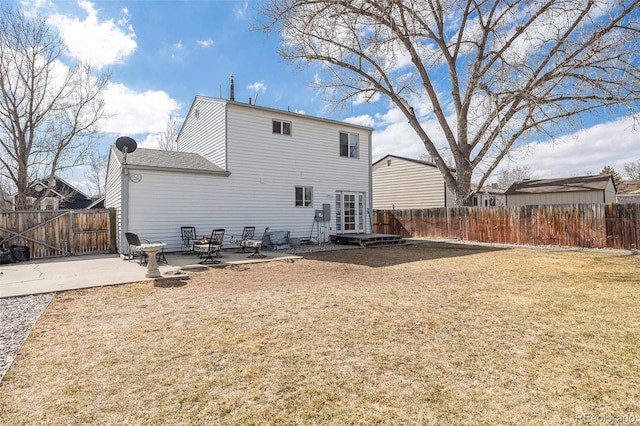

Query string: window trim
273 119 292 136
295 186 313 207
339 131 359 159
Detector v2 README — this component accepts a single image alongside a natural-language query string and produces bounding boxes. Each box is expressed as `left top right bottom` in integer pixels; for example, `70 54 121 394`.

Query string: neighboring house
86 196 106 209
616 180 640 204
9 175 93 210
505 175 616 206
372 154 453 210
473 183 506 207
105 96 373 254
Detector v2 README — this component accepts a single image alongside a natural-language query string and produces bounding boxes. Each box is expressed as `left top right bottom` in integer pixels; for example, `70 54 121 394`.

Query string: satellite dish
115 136 137 164
116 136 137 154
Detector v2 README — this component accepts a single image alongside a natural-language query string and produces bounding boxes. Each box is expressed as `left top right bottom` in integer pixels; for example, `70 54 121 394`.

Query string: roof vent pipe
230 74 235 101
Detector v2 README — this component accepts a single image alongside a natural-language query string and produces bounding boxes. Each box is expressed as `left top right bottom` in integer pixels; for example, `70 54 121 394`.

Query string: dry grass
1 242 639 425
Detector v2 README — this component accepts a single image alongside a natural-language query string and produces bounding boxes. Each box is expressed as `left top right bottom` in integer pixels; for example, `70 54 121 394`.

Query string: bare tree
157 116 181 151
623 160 640 180
259 0 640 205
0 6 109 209
84 150 108 197
495 166 534 189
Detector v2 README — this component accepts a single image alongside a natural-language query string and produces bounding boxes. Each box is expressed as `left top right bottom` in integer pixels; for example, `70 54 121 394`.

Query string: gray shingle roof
111 146 227 174
505 175 612 195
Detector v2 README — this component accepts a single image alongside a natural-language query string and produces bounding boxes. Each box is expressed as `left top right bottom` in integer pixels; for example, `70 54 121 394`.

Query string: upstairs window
295 186 312 207
273 119 292 136
340 132 359 158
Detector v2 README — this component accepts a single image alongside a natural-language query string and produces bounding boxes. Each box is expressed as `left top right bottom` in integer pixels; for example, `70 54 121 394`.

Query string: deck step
331 233 405 247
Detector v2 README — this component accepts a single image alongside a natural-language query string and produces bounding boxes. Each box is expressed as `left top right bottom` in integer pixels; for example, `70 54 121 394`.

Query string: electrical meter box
315 204 331 222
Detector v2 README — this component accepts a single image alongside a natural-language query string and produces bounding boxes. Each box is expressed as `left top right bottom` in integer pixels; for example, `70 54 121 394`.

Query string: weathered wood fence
373 203 640 250
0 208 117 259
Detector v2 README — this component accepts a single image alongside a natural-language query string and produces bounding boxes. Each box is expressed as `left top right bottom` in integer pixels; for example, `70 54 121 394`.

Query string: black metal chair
232 226 256 253
241 227 269 258
124 232 167 265
180 226 197 254
194 228 225 264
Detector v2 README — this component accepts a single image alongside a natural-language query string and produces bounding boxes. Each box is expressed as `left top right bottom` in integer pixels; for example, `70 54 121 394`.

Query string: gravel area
0 293 54 382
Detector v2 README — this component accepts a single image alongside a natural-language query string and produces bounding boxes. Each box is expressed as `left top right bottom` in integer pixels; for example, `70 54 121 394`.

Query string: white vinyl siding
109 99 372 253
177 97 227 169
224 103 371 241
105 149 123 249
372 156 450 209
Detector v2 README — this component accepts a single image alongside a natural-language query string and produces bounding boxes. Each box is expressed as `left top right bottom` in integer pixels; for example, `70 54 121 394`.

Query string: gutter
123 165 230 176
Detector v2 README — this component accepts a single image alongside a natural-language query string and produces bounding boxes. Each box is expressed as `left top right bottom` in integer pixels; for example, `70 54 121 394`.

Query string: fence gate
0 209 116 259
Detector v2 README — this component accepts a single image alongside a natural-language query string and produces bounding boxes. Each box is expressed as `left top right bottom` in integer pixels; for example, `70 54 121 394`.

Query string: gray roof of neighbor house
111 146 229 175
617 180 640 194
373 154 456 172
505 175 613 195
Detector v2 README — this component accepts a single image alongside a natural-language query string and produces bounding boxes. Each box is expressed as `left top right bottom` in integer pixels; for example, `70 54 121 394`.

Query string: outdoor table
138 243 166 278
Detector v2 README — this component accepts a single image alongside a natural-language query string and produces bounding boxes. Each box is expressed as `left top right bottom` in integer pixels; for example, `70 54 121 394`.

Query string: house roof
372 154 445 169
13 175 93 209
191 96 374 132
617 180 640 194
111 146 229 175
23 175 91 200
85 197 105 209
505 175 613 195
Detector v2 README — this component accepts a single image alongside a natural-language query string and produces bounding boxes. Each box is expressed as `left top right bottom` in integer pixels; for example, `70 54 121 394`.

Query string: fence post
68 210 74 255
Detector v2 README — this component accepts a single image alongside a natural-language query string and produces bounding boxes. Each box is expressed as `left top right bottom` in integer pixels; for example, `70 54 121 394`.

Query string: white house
473 184 506 207
372 154 453 210
105 96 373 254
504 175 616 206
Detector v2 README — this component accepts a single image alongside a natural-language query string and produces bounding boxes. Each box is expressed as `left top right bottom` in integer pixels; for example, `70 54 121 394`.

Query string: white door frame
336 191 366 233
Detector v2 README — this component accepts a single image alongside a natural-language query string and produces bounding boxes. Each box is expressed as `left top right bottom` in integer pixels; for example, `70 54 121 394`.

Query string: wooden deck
330 233 405 247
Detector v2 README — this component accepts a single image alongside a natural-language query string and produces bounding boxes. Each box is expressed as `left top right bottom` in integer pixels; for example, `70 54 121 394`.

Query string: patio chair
125 232 167 266
194 228 225 264
241 227 269 258
231 226 256 253
180 226 197 254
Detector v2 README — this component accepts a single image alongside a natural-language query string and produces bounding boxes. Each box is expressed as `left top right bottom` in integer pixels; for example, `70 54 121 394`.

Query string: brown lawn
1 241 639 425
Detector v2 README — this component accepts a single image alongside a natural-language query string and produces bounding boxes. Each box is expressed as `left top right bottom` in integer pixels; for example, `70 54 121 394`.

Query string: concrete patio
0 249 302 298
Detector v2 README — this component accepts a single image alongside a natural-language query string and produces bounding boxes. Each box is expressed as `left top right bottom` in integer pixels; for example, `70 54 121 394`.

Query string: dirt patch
1 243 639 425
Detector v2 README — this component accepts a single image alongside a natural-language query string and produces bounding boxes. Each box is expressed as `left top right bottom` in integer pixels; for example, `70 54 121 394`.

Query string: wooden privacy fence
373 203 640 250
0 208 117 259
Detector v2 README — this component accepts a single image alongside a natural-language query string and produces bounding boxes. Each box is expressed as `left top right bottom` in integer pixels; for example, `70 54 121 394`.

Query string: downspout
368 130 373 233
120 162 129 255
444 182 447 208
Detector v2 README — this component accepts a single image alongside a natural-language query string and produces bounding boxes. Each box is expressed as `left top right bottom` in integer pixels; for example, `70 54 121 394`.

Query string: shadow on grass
302 241 508 268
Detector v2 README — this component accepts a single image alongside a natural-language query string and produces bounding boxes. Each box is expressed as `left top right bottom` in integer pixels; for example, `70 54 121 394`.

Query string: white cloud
501 115 640 179
47 0 136 68
344 114 375 128
233 2 249 20
173 40 184 51
197 38 214 48
99 83 180 135
138 133 162 149
247 81 267 93
352 91 380 106
369 99 640 182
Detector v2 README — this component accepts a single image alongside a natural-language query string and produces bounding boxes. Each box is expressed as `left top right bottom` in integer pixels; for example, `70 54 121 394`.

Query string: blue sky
14 0 640 193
